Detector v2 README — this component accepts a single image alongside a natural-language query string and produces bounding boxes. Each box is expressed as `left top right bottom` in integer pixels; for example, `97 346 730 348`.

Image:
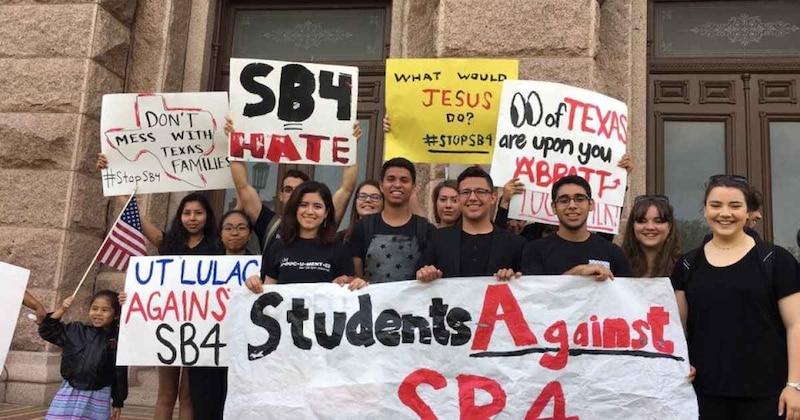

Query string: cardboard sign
225 277 697 419
100 93 233 196
490 81 629 206
117 256 260 367
384 59 518 164
0 262 30 369
229 58 359 166
509 189 623 234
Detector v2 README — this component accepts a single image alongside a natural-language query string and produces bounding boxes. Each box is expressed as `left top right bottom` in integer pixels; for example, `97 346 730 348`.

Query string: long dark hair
432 180 459 224
342 180 382 243
621 198 682 277
280 181 337 245
162 193 218 252
90 289 121 331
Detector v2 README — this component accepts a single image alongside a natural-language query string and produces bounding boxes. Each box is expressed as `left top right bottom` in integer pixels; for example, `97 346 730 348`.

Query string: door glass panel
770 122 800 260
314 119 371 230
232 9 386 61
664 121 726 251
654 1 800 58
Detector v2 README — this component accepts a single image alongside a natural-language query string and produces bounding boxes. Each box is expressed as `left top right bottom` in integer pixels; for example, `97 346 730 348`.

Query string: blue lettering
196 260 214 285
180 259 195 285
135 261 154 285
155 258 174 286
241 259 259 286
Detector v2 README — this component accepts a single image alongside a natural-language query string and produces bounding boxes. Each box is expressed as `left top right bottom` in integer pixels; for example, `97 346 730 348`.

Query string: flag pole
71 188 138 298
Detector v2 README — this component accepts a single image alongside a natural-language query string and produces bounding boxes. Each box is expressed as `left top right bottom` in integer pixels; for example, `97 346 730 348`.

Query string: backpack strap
261 214 282 255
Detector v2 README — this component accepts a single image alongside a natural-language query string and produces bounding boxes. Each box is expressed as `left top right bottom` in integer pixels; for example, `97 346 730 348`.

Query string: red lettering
572 322 588 346
457 375 506 419
398 368 447 420
441 89 452 106
163 291 180 321
535 160 551 187
332 136 350 164
563 97 582 131
590 315 601 347
246 133 266 159
580 104 596 134
602 318 630 349
471 284 537 351
265 134 302 162
482 92 492 110
212 288 229 322
188 291 209 321
421 89 437 107
647 306 675 354
147 291 162 321
541 320 569 370
619 115 628 144
125 292 147 324
513 156 535 182
229 132 246 158
299 134 329 163
631 320 649 350
525 381 579 420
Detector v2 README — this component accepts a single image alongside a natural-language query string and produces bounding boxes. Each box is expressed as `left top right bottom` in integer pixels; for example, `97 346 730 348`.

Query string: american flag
98 196 147 271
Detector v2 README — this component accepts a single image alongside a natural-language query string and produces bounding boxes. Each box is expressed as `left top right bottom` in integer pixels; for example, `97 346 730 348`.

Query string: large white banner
490 81 628 207
0 262 30 369
117 255 260 367
100 92 233 196
225 277 697 419
229 58 359 166
509 189 623 234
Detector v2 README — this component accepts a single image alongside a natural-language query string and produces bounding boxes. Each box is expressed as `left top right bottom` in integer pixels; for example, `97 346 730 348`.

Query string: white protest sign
100 92 233 196
0 262 30 369
117 255 260 367
490 81 628 206
225 277 697 419
229 58 359 166
509 189 623 234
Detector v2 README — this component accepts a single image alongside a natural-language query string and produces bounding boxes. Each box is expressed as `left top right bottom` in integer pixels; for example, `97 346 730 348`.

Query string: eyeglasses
356 193 382 202
281 186 295 194
634 194 669 205
554 194 590 206
222 224 250 233
709 174 747 184
459 188 492 198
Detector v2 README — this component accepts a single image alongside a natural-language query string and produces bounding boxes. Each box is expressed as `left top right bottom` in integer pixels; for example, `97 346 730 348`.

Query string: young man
229 123 362 253
416 167 525 282
521 175 631 279
350 157 434 283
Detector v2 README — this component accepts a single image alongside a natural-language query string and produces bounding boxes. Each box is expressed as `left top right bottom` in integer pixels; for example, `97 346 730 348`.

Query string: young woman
188 210 254 420
246 181 367 291
97 154 218 419
621 195 681 277
39 290 127 420
432 180 460 228
672 175 800 419
338 180 383 243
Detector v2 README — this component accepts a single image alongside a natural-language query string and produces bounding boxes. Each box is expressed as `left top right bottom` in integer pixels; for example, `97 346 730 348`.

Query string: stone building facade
15 0 796 407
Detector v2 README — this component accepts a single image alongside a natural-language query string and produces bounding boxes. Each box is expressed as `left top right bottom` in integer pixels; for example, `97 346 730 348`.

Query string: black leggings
698 393 784 420
188 367 228 420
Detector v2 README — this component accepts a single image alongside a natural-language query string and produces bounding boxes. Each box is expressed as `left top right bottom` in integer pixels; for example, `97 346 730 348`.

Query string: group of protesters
19 115 800 420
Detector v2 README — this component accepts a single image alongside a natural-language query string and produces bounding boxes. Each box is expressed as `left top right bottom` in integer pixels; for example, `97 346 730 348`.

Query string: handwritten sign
100 93 233 196
384 59 518 164
229 58 358 166
117 255 260 367
490 81 628 206
0 262 29 369
225 277 697 419
509 189 622 234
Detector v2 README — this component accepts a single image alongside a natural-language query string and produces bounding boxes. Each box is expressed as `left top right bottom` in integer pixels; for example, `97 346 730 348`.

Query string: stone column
0 0 136 405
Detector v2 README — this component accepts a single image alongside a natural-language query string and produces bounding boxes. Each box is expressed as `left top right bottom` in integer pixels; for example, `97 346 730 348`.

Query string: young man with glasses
416 167 525 282
350 157 434 283
521 175 631 279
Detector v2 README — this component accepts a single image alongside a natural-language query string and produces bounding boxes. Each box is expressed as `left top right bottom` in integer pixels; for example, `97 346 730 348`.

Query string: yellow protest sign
384 59 518 164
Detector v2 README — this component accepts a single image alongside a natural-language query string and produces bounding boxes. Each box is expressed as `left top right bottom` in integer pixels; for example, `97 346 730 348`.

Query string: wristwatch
787 382 800 391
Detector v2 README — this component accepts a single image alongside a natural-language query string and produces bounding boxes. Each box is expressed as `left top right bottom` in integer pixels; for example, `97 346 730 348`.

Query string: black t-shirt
521 233 631 276
459 231 493 277
262 238 354 284
158 235 224 256
350 214 433 283
671 246 800 397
